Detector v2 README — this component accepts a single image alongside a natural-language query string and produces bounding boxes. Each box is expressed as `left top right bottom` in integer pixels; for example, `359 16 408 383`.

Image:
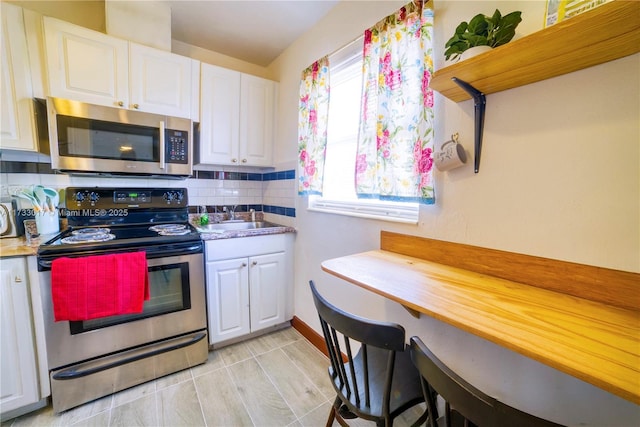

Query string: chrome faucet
227 205 236 220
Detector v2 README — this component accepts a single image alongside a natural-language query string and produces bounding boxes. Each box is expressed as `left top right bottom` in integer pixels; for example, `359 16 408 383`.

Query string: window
308 39 419 223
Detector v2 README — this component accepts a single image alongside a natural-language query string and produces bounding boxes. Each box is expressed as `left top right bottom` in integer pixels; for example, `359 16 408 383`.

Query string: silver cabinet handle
14 275 22 283
159 121 166 170
132 103 139 109
251 261 257 266
117 101 124 107
232 158 238 163
241 262 247 267
242 159 247 163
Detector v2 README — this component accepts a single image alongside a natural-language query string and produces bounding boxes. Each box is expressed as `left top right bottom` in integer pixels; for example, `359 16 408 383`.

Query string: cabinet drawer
205 234 286 261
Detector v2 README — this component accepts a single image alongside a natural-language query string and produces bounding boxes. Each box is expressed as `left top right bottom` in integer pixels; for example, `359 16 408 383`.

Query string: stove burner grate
149 224 187 232
61 232 116 244
158 229 191 236
71 228 111 236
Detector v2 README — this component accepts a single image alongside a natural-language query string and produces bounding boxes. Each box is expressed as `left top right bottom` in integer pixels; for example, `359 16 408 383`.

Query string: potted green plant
444 9 522 62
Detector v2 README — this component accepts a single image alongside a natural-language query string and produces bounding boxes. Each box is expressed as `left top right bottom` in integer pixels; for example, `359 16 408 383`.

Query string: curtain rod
327 35 363 59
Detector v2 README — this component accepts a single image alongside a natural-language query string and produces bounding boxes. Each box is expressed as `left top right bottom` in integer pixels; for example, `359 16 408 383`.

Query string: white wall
172 40 272 78
268 1 640 425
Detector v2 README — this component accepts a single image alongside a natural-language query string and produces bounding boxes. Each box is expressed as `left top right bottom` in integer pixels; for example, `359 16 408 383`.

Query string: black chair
409 337 565 427
309 280 428 427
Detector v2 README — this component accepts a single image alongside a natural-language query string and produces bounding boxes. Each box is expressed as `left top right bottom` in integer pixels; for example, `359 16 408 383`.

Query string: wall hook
452 77 486 173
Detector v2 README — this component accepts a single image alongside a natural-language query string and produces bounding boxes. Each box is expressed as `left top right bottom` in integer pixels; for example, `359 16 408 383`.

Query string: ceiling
162 1 340 66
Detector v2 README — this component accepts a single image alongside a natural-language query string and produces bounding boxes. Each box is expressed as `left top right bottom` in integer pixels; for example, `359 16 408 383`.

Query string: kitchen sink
196 221 282 232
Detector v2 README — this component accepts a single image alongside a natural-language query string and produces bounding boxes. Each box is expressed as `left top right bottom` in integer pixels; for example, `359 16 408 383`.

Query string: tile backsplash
1 161 297 226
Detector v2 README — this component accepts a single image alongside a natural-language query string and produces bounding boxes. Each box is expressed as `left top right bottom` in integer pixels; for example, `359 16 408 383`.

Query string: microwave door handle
159 121 166 170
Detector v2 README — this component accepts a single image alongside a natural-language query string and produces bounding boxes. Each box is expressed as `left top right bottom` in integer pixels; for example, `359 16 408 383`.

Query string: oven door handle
51 332 206 380
37 243 203 270
38 258 54 270
145 243 203 258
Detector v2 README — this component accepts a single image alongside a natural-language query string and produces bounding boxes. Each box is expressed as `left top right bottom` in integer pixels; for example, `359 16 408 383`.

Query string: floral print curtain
356 1 435 204
297 56 330 195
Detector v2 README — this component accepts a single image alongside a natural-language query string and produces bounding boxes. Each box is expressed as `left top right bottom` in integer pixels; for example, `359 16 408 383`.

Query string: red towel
51 252 150 322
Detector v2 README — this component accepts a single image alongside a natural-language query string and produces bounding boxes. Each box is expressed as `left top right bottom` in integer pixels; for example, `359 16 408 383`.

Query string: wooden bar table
321 232 640 405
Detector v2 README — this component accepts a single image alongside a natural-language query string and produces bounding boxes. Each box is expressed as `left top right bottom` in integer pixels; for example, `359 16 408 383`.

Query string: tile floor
2 327 425 427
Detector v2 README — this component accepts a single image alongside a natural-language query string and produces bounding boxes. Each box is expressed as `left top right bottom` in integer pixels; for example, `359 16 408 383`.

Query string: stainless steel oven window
68 262 191 334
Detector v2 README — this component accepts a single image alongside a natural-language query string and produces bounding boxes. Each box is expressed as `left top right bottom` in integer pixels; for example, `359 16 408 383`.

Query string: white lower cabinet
205 234 292 344
0 257 43 419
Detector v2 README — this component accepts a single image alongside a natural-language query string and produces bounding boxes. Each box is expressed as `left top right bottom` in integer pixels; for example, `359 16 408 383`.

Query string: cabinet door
0 3 37 151
206 258 250 344
0 257 39 415
43 16 128 108
249 252 285 332
129 43 192 118
198 63 240 165
239 74 275 166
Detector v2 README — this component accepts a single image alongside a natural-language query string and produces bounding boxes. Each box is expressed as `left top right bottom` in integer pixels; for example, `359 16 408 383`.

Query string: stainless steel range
37 187 207 413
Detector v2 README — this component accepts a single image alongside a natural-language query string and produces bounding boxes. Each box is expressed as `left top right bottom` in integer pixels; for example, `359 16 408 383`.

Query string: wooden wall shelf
430 1 640 102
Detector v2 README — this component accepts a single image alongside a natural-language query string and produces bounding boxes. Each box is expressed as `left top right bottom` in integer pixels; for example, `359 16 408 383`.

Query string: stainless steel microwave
36 97 193 178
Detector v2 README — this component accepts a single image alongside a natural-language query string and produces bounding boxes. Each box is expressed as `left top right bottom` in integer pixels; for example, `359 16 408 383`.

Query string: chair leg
325 405 337 427
327 396 351 427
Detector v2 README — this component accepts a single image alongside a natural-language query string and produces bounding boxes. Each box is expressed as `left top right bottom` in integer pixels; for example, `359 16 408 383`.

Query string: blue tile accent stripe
263 205 296 217
195 170 264 181
189 204 296 218
263 170 295 181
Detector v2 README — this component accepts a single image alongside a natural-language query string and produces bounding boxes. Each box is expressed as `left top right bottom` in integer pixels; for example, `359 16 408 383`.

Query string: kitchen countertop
0 236 39 257
198 224 296 241
0 223 296 256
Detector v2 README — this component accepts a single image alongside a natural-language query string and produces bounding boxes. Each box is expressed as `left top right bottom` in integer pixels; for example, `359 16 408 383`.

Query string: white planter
460 45 493 61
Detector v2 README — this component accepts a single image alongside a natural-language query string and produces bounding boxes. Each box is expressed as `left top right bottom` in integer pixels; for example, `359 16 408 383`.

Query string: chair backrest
409 337 564 427
309 280 406 415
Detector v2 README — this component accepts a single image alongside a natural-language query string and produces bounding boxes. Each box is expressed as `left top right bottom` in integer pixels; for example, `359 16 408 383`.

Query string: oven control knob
163 192 174 202
175 191 184 202
75 192 86 203
89 192 100 203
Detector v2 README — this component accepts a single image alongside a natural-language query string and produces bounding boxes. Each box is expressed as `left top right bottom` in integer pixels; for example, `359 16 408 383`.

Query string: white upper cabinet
199 64 241 165
128 43 193 117
43 16 128 108
240 74 275 167
0 2 38 151
199 63 276 167
43 17 195 119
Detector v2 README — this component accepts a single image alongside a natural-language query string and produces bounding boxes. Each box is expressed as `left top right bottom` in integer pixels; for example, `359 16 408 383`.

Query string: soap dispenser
199 206 209 225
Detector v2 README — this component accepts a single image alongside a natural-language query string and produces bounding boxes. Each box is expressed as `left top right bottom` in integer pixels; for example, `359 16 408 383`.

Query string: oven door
39 252 206 370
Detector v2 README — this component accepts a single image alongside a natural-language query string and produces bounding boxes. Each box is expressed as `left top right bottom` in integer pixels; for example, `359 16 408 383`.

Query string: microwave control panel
166 129 188 164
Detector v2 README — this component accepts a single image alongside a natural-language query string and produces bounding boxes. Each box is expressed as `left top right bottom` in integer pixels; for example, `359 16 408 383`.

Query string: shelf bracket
452 77 486 173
